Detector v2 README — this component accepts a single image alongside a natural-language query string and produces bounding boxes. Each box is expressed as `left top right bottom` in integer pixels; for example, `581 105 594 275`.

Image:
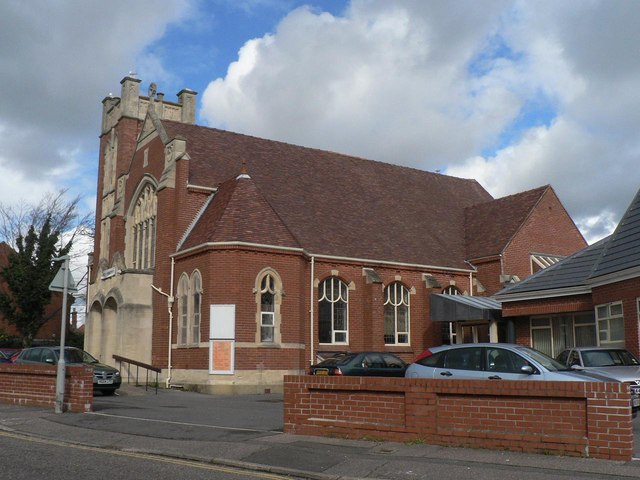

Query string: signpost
49 256 77 414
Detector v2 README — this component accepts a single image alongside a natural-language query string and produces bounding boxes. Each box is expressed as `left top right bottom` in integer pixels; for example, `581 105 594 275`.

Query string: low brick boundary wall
284 376 633 461
0 363 93 413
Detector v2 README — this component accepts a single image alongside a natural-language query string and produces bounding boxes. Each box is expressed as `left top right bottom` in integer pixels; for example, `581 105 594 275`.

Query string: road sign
49 265 78 293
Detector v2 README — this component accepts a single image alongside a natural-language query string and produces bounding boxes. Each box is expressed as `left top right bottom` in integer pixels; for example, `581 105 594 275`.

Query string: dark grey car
14 346 121 395
309 352 407 376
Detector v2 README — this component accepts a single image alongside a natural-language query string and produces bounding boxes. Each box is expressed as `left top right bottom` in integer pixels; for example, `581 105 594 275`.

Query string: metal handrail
112 354 161 394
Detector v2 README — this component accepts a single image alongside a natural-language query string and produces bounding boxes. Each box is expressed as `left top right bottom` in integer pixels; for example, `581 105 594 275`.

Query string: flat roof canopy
430 294 502 322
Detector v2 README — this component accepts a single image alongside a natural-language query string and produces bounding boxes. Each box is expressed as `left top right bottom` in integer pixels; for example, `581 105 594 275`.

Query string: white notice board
209 304 235 375
209 304 235 340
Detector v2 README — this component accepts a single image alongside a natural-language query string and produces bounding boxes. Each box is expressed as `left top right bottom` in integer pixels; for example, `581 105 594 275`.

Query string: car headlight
114 371 121 377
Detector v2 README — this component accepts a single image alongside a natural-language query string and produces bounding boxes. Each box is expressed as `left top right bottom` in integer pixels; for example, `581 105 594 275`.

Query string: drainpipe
151 256 175 388
310 256 315 365
167 257 175 387
469 272 473 296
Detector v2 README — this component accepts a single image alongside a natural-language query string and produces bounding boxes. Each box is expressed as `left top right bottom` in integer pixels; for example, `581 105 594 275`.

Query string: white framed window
529 314 597 358
596 302 624 346
442 285 461 343
442 285 461 295
255 269 283 344
530 253 564 274
260 274 275 342
318 277 348 344
384 282 410 345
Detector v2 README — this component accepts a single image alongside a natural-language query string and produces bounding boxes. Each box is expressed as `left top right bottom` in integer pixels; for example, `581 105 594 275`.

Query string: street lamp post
52 255 71 414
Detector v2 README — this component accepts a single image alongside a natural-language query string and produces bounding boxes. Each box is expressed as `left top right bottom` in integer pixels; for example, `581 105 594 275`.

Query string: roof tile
164 121 493 268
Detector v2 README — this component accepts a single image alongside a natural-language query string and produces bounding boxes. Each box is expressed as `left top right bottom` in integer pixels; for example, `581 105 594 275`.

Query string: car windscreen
517 346 569 372
582 349 640 367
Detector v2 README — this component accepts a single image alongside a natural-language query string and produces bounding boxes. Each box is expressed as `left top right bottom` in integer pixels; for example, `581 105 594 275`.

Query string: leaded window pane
261 326 274 343
130 184 157 270
383 282 409 345
334 301 347 331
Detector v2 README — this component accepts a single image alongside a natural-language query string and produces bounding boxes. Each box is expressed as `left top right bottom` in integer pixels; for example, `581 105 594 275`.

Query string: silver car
405 343 625 382
557 347 640 403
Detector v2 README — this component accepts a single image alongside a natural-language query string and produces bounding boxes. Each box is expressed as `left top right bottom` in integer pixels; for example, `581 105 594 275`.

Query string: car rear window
317 354 356 366
416 351 443 367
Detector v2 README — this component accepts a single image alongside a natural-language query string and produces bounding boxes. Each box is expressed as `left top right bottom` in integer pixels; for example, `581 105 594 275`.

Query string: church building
85 76 586 393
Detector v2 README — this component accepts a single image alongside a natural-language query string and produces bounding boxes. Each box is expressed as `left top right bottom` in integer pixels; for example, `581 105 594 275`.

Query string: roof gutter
494 285 592 303
171 242 476 274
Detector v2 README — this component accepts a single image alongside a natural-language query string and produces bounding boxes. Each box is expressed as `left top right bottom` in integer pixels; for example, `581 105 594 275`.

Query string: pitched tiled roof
465 186 549 260
494 237 609 299
590 188 640 279
181 173 300 251
163 121 493 268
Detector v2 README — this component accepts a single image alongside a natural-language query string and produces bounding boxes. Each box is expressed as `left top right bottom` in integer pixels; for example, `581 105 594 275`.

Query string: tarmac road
2 385 640 479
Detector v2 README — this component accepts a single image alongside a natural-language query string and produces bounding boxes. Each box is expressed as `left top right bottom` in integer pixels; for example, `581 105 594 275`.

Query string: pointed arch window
261 274 275 342
130 183 157 269
384 282 410 345
255 270 283 344
177 270 203 346
318 277 348 344
191 271 202 344
178 274 189 345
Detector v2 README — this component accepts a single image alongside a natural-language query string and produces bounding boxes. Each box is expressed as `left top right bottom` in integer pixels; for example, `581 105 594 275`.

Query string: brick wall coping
0 363 94 413
284 375 633 461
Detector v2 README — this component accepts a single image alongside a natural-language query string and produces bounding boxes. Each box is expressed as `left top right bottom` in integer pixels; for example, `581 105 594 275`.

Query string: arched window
255 270 283 344
130 183 157 269
442 285 461 295
260 274 275 342
177 271 203 346
384 282 410 345
191 271 202 344
318 277 348 344
177 274 189 345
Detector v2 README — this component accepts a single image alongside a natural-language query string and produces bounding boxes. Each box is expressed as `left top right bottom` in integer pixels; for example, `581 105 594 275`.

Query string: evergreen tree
0 217 71 346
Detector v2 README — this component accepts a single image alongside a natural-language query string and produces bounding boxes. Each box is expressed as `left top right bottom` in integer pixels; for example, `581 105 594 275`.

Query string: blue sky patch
482 92 557 157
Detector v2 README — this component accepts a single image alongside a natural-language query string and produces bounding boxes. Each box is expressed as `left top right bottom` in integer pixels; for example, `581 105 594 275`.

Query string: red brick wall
0 364 93 413
166 246 475 371
284 375 633 461
503 189 587 280
473 257 503 296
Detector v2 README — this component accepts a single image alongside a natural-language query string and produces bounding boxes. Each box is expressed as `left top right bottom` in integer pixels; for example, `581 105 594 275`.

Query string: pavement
2 384 640 479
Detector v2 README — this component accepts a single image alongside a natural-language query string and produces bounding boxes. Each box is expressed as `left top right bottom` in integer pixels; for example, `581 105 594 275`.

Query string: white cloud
0 0 193 204
201 0 640 243
202 1 517 166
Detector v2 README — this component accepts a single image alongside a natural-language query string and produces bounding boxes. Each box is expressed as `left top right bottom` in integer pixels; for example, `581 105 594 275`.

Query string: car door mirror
520 365 534 375
44 357 54 364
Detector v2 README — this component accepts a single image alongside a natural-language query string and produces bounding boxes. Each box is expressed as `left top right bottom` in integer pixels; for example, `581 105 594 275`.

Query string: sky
1 0 640 264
